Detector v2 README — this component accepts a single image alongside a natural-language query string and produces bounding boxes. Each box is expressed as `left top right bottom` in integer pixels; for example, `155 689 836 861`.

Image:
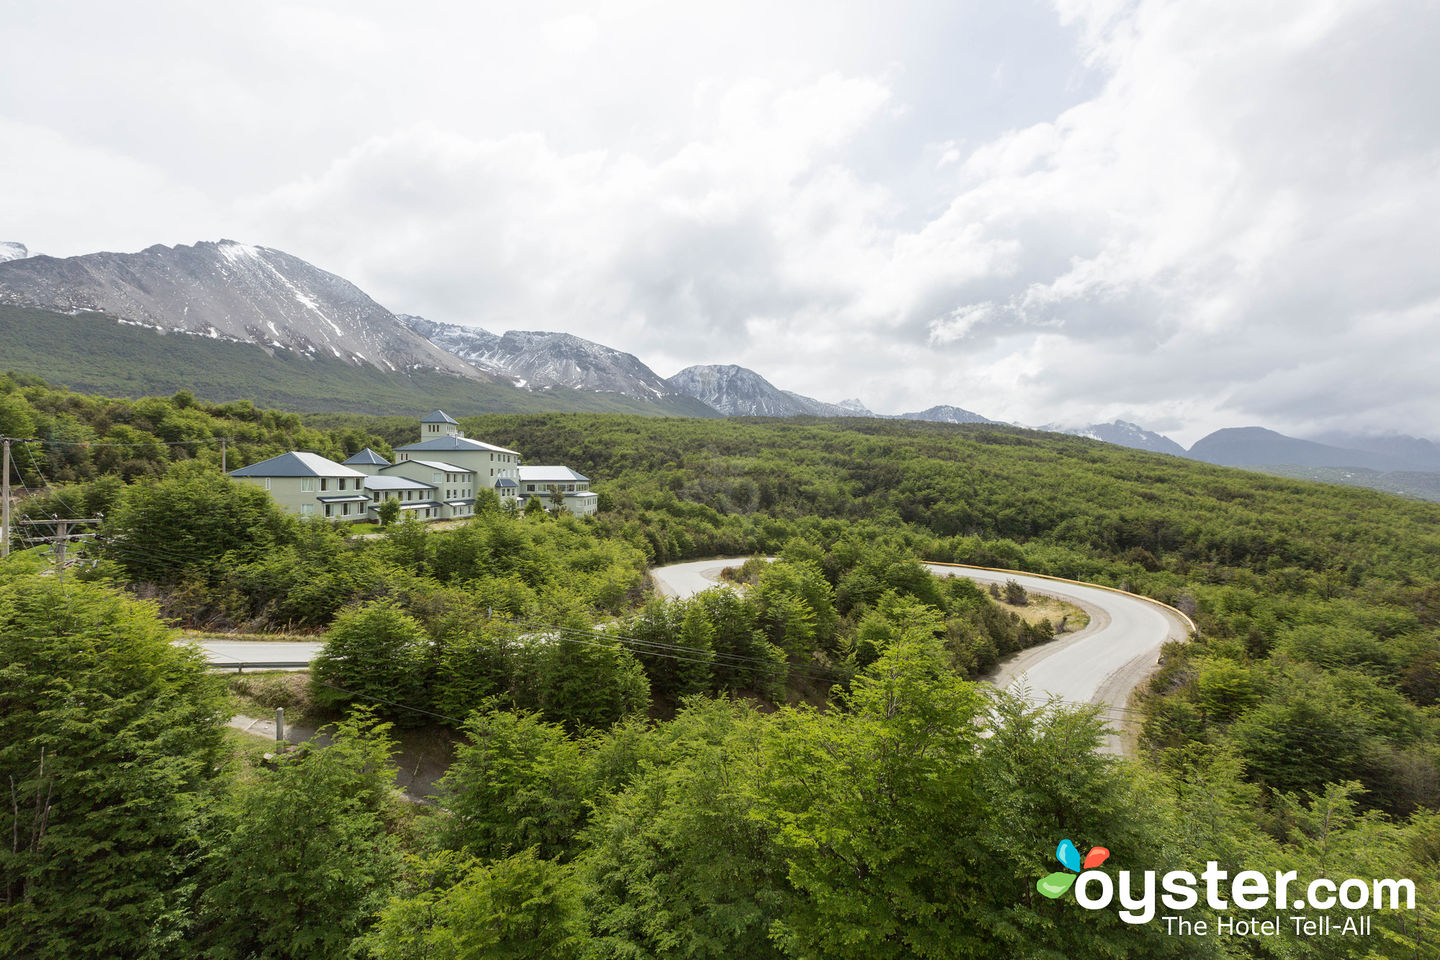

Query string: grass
186 629 323 642
995 591 1090 633
226 671 319 728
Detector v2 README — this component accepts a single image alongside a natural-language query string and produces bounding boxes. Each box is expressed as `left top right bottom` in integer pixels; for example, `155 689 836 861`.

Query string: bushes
0 574 228 960
312 600 432 721
197 714 402 960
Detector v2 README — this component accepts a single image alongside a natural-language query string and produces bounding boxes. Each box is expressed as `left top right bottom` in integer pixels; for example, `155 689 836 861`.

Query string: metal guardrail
205 660 312 672
921 560 1199 636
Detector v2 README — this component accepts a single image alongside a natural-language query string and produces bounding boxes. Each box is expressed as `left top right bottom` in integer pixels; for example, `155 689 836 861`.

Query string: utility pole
54 519 68 585
19 516 103 580
2 437 10 559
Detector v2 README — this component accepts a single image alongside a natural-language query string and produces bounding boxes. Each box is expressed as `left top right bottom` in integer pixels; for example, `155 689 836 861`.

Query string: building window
301 504 314 516
301 478 315 492
324 504 333 517
263 478 271 490
320 478 329 492
432 471 442 482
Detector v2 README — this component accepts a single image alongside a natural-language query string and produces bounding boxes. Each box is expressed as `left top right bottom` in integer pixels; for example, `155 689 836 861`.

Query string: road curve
188 559 1190 753
650 557 1192 755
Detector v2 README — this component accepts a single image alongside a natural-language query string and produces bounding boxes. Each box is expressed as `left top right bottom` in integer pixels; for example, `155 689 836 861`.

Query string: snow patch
217 241 262 264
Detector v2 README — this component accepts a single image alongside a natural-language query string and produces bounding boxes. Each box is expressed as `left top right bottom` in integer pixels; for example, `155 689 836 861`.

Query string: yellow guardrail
921 560 1198 637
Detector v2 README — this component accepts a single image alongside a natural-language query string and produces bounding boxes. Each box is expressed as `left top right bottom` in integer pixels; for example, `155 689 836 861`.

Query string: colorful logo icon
1037 838 1110 899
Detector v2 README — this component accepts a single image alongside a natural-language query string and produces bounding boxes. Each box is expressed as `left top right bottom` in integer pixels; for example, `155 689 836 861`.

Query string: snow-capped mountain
400 316 676 398
0 242 28 264
0 240 478 377
1063 420 1185 455
667 364 869 417
897 405 995 426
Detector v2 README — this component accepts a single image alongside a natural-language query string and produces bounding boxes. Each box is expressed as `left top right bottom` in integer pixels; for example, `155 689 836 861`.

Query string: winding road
652 557 1193 754
191 557 1191 754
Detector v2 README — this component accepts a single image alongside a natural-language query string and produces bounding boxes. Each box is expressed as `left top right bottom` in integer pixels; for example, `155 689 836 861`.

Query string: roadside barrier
921 560 1198 637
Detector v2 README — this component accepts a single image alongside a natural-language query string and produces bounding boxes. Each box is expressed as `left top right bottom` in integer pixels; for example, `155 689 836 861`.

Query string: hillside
9 381 1440 957
0 239 475 377
0 306 717 418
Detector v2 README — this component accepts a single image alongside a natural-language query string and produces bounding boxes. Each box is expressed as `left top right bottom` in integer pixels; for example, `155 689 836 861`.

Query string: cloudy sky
4 0 1437 443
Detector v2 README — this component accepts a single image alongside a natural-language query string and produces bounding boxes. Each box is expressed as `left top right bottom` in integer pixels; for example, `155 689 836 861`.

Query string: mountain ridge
0 240 478 379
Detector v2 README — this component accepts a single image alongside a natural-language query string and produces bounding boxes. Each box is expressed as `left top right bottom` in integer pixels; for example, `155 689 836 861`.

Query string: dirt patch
226 711 459 802
994 592 1090 632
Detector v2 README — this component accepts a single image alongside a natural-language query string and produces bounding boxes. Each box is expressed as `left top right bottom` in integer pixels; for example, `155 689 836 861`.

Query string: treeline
6 568 1433 959
0 371 396 485
10 380 1440 956
309 542 1061 732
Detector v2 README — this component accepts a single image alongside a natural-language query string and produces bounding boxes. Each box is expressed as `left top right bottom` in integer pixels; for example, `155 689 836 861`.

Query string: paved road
182 639 323 670
651 558 755 598
651 557 1192 754
190 558 1189 753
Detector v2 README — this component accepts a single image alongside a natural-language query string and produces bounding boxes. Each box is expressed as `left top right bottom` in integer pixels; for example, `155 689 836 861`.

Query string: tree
531 614 650 731
754 629 991 959
102 460 293 585
0 391 36 438
525 495 546 517
434 620 524 719
0 574 228 960
695 588 786 699
377 497 401 526
549 484 566 512
753 559 838 657
583 699 789 960
197 713 403 959
675 601 717 696
312 600 432 723
435 705 594 861
474 486 501 515
365 849 591 960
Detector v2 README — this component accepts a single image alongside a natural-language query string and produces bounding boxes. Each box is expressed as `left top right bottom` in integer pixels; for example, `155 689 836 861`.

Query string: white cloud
3 0 1437 442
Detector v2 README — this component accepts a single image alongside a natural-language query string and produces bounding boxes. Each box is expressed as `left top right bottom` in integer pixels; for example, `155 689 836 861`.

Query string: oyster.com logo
1037 838 1110 899
1033 836 1414 937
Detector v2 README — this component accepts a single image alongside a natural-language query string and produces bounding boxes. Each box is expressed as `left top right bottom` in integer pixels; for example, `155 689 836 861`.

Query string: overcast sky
4 0 1437 444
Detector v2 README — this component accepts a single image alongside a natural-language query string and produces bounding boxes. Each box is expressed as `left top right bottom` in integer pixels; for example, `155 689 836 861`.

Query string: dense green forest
4 373 1440 957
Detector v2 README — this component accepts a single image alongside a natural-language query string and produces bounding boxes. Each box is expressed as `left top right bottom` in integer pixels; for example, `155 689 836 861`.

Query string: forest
4 372 1440 958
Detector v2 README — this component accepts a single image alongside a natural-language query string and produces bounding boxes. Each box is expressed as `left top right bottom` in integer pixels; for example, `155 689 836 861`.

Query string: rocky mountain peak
0 240 478 378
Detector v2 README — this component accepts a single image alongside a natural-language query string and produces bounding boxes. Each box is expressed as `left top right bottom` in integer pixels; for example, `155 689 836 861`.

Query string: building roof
364 475 435 491
565 490 599 498
398 500 441 510
230 451 367 479
519 465 590 483
494 477 519 488
342 447 391 467
382 459 472 474
395 436 520 456
317 494 371 504
420 410 459 425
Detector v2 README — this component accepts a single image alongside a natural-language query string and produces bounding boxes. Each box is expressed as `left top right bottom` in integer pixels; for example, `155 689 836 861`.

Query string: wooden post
275 707 285 751
54 518 68 584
